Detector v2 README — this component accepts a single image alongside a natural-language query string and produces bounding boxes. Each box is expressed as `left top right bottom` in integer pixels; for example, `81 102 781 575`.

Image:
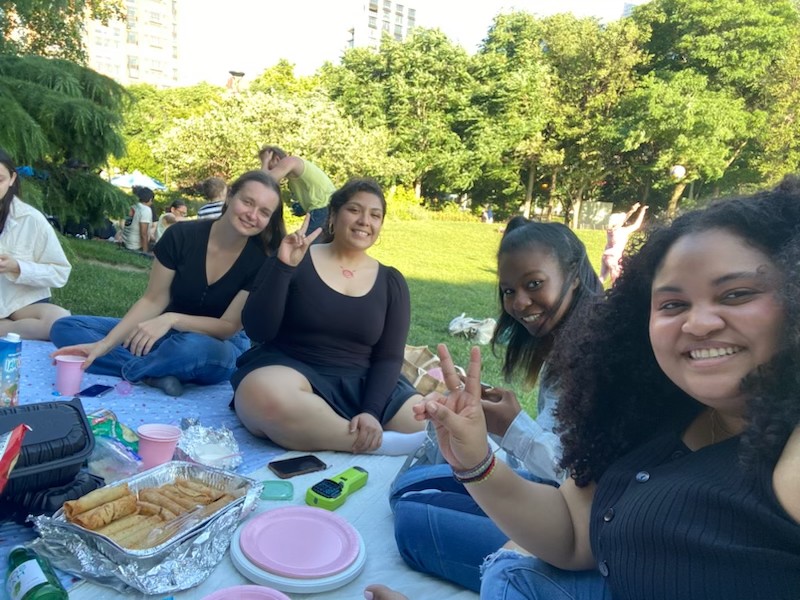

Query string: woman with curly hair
390 218 602 592
413 179 800 600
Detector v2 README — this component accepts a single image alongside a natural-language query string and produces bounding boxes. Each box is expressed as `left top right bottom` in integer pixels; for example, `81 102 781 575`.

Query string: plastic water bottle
0 332 22 408
5 546 68 600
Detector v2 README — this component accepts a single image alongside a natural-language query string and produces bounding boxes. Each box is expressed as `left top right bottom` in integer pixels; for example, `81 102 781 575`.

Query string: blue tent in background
110 170 167 191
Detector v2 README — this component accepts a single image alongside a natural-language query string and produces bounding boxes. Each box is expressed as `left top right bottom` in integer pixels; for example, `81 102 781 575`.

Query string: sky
179 0 636 87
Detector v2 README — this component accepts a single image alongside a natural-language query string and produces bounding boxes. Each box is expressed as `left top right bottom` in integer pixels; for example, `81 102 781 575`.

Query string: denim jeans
307 206 329 243
390 463 559 592
50 315 250 385
481 551 612 600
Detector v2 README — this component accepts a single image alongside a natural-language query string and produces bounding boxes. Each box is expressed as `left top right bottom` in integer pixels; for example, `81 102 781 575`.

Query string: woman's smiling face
499 247 577 337
649 229 784 412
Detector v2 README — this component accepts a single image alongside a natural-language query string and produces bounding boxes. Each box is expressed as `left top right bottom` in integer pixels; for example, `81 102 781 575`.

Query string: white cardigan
0 197 71 318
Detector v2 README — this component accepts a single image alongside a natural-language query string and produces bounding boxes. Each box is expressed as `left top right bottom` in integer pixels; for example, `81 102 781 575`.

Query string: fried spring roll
96 513 145 537
138 488 186 516
63 483 130 520
70 494 138 530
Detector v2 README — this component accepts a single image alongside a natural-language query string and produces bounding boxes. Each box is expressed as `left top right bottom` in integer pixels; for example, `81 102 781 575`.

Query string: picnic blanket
1 341 479 600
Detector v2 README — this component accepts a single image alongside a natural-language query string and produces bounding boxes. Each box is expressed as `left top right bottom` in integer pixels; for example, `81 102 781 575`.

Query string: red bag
0 423 29 495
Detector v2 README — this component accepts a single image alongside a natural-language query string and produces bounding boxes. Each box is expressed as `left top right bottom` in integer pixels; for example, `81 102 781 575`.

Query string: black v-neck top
154 219 266 318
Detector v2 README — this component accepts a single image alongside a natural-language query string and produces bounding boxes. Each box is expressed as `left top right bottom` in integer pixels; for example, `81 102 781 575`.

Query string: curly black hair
554 176 800 486
492 217 603 386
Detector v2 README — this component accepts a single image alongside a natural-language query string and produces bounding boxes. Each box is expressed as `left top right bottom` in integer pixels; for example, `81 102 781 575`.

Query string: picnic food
63 478 235 549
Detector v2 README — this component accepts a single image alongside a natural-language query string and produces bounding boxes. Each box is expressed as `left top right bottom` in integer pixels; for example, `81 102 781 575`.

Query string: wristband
454 454 497 484
452 446 493 481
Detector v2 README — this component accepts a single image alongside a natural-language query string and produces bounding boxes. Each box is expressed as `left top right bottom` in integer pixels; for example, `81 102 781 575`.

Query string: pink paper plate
201 585 290 600
239 506 359 579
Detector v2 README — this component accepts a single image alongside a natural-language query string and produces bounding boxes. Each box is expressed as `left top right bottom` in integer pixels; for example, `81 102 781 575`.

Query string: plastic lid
3 333 21 342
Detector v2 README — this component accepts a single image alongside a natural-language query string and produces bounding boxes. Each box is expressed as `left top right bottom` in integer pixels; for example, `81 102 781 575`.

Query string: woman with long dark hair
51 171 285 397
390 218 602 592
0 149 71 340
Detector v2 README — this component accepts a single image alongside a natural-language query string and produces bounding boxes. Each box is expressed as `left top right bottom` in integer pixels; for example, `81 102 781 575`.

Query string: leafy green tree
248 59 319 97
616 70 754 216
114 83 224 183
536 14 647 223
153 90 405 190
325 28 474 198
468 12 553 215
0 54 129 225
0 0 124 61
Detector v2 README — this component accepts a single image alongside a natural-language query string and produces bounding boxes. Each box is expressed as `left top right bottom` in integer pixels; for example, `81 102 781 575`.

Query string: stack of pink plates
230 506 367 593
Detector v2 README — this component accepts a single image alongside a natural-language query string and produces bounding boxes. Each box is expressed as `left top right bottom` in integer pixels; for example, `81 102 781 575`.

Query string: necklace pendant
341 267 355 279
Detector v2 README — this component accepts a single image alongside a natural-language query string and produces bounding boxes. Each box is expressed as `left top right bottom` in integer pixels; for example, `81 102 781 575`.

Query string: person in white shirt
121 186 154 253
0 149 71 340
389 218 603 592
152 199 187 244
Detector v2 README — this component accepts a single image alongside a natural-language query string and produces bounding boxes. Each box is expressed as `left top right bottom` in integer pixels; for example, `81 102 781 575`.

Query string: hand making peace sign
277 213 323 267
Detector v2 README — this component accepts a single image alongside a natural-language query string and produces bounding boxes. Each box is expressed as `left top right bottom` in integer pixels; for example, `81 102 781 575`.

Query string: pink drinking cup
54 355 86 396
137 424 182 470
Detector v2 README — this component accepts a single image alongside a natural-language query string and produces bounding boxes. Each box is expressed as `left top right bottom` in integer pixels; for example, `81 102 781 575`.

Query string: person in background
232 178 423 453
258 144 335 238
416 179 800 600
0 149 71 340
51 171 285 397
121 185 154 254
197 176 228 221
390 219 602 591
152 199 187 244
599 201 648 286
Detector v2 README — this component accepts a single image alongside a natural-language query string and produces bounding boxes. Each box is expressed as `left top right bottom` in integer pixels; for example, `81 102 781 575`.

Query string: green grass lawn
51 221 606 413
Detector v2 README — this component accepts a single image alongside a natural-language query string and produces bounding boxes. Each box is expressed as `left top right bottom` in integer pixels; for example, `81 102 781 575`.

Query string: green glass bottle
5 546 68 600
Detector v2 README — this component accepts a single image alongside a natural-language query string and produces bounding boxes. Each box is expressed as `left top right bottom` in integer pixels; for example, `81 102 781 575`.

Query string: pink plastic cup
54 355 86 396
137 424 182 470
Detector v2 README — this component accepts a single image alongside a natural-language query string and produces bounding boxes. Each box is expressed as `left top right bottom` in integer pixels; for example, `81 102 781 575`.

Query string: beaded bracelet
452 446 494 483
454 454 497 484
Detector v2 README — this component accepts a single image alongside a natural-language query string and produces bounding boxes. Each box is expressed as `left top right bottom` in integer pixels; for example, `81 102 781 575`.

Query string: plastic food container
0 397 94 497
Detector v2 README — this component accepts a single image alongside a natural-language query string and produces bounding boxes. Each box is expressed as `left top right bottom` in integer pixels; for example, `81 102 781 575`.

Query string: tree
615 70 754 216
468 12 554 215
114 83 225 183
0 55 130 225
153 90 405 190
0 0 124 62
325 28 474 198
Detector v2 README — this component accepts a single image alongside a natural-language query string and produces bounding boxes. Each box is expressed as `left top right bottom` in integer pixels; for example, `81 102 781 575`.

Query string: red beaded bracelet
454 454 497 484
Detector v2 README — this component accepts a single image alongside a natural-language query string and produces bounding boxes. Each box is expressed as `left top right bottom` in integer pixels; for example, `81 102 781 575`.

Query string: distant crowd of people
1 141 797 599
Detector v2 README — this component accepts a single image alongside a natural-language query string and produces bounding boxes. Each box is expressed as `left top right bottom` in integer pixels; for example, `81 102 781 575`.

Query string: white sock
370 430 428 456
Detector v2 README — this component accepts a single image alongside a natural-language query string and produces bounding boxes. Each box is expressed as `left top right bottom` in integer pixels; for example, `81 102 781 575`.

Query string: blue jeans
481 551 612 600
390 463 559 592
307 206 329 243
50 315 250 385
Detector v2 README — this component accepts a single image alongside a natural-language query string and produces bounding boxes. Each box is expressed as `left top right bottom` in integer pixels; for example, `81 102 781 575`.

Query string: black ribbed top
591 432 800 600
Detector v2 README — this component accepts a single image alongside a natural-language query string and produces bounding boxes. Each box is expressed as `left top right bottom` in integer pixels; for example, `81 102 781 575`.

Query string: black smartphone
78 384 114 398
268 454 327 479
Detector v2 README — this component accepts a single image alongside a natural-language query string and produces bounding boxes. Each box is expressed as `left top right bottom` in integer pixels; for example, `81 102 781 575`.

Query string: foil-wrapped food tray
30 461 262 594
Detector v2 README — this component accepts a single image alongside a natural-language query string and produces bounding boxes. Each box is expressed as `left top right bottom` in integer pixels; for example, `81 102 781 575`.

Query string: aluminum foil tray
30 461 262 594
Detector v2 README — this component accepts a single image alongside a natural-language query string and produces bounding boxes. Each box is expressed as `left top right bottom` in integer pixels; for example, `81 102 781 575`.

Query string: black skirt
231 344 417 424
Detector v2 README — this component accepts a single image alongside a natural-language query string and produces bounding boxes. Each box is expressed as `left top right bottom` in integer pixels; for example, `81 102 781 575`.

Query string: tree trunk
414 179 422 199
544 169 558 221
667 181 688 218
523 165 535 219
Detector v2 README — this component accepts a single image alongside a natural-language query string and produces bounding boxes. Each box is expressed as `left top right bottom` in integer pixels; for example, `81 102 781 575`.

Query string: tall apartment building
84 0 179 88
348 0 417 50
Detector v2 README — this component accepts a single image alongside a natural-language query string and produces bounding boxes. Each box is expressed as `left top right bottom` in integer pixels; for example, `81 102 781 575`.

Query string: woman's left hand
123 313 174 356
350 412 382 453
0 255 20 275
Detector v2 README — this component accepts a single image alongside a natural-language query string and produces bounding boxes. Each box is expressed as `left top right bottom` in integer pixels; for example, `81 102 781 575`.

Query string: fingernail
364 592 374 600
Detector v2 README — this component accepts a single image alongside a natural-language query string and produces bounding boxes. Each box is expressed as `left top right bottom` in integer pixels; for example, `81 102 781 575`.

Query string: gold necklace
709 409 737 445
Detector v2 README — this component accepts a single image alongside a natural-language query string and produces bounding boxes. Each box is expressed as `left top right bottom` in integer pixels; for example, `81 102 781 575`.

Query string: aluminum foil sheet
29 461 262 595
175 423 242 471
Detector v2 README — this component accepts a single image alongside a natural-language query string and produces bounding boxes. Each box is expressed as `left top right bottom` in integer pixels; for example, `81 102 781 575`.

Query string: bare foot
364 583 410 600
